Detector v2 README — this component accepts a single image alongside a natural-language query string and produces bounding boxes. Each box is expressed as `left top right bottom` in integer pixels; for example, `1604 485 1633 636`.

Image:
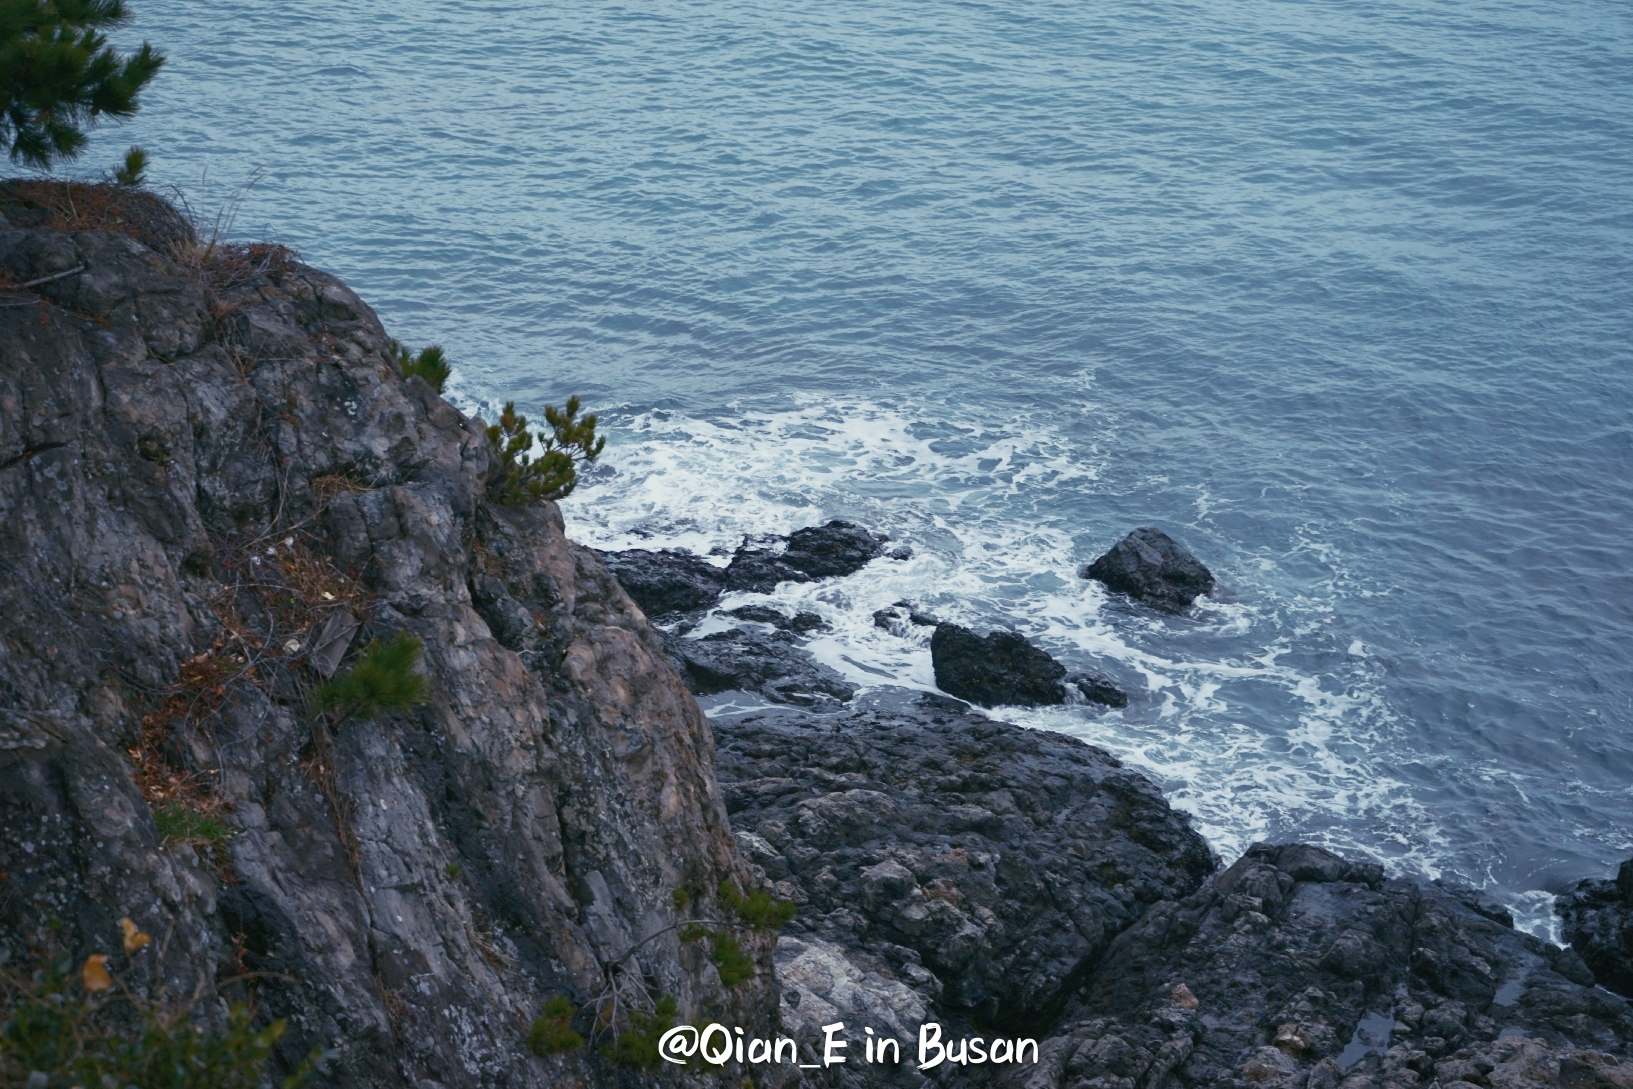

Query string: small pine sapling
527 996 584 1056
391 340 450 393
114 144 149 186
719 880 797 930
311 631 428 721
600 996 678 1070
709 932 755 988
485 397 605 504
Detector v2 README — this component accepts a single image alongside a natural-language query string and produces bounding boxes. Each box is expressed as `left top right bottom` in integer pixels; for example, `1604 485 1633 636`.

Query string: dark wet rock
599 546 726 617
726 604 828 633
724 520 886 592
711 698 1218 1035
781 520 887 578
872 600 939 633
1082 526 1216 612
1066 671 1130 709
1559 858 1633 998
931 622 1078 708
1004 842 1631 1089
662 628 856 706
723 539 811 593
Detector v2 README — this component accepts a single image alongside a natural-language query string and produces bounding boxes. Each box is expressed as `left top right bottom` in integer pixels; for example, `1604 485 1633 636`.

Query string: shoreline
1 196 1627 1087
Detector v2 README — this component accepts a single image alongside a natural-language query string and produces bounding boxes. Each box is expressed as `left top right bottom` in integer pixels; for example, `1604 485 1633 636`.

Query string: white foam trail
557 399 1485 892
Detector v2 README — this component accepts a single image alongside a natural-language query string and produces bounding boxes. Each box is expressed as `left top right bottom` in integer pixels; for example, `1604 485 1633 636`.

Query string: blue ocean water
81 0 1632 933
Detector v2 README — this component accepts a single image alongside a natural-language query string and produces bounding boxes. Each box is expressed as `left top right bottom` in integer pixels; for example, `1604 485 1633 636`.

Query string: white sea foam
559 399 1503 898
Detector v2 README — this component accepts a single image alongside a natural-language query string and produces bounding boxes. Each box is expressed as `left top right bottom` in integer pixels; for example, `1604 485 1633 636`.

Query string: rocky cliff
2 189 1628 1089
0 189 773 1088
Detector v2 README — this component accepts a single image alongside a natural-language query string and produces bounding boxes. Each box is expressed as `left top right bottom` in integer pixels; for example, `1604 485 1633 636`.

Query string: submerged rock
1066 671 1130 708
1082 525 1216 612
931 622 1129 709
1558 858 1633 999
726 603 827 632
662 628 856 706
873 599 939 633
599 546 727 617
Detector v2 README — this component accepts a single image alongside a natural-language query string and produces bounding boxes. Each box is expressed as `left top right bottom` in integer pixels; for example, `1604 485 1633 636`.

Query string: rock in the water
662 628 856 706
1559 858 1633 998
723 540 810 593
600 546 726 616
930 622 1071 707
779 520 885 578
712 699 1218 1027
724 520 885 592
1066 671 1130 708
1082 525 1216 612
872 600 938 634
726 604 827 632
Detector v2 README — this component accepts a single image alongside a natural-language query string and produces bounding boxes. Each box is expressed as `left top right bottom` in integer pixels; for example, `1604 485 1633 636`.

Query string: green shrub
709 932 755 989
311 631 428 720
0 954 312 1089
391 340 450 393
153 804 231 844
114 142 148 185
527 995 583 1056
719 881 796 931
1 0 166 169
485 397 605 505
600 995 676 1071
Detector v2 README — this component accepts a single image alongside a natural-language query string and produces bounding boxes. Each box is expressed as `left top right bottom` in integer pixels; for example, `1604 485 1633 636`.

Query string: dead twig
18 263 86 289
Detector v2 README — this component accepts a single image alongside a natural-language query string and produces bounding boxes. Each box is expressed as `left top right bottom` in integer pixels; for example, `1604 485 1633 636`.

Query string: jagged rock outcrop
600 520 889 621
1558 859 1633 999
930 623 1126 709
724 521 886 593
0 214 774 1087
1082 527 1216 613
599 546 727 618
1006 843 1630 1089
712 695 1218 1054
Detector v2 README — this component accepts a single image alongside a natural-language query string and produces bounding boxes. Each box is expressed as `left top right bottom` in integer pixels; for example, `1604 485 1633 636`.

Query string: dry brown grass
132 533 374 874
310 473 375 502
0 179 195 254
192 241 299 293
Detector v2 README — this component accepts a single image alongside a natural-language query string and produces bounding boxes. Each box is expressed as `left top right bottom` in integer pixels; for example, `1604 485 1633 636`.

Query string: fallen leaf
83 953 112 992
120 917 152 955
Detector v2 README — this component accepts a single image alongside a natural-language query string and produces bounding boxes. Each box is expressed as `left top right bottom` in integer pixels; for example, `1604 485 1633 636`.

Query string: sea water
81 0 1633 935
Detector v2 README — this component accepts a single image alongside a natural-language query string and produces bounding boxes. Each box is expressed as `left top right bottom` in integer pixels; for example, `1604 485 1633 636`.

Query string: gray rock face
711 698 1219 1034
0 224 772 1087
1082 526 1216 612
1010 843 1631 1089
1559 859 1633 999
